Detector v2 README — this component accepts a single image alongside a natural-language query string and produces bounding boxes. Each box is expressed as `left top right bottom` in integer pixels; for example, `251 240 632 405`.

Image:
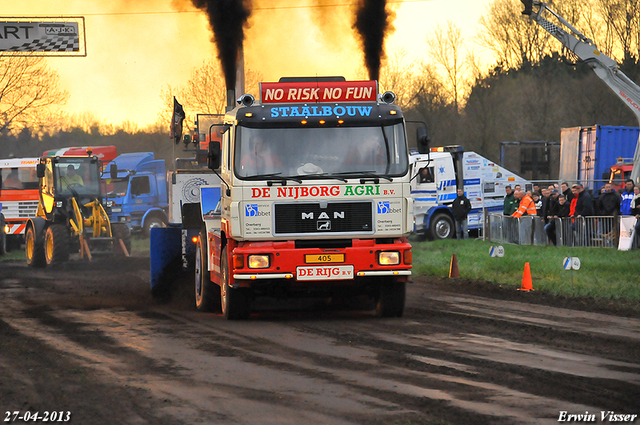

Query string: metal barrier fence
488 214 619 248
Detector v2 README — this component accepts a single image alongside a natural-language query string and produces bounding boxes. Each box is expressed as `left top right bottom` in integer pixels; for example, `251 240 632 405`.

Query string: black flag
171 97 186 144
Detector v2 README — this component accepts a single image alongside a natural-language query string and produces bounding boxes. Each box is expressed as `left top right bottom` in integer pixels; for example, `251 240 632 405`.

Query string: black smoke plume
353 0 395 81
190 0 251 90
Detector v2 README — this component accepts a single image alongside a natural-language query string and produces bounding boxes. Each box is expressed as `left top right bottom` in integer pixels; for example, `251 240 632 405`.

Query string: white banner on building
618 216 637 251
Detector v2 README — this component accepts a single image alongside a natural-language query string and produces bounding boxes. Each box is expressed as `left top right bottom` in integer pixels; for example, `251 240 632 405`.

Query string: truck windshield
0 166 38 190
104 178 129 197
54 160 101 196
234 124 408 179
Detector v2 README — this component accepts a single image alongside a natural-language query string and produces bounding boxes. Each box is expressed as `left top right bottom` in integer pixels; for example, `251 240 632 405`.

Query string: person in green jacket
503 185 517 215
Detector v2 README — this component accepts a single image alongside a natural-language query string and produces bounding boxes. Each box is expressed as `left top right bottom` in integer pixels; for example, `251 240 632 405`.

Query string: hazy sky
3 0 496 128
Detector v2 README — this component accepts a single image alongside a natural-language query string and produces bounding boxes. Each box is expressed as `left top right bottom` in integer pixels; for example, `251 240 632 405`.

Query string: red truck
189 77 416 319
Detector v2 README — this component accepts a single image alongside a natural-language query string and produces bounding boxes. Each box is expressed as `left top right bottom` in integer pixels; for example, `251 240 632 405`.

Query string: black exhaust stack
190 0 251 110
353 0 396 81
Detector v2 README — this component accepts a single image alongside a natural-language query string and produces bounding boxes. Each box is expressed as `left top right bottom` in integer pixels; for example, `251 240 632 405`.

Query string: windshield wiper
246 173 303 185
296 173 348 182
331 170 393 182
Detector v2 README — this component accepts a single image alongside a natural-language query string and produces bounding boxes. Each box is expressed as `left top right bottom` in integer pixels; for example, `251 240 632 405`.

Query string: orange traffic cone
449 254 460 278
518 262 534 291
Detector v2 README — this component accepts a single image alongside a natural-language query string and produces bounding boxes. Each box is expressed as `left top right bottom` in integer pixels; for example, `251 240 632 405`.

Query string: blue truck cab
105 152 169 235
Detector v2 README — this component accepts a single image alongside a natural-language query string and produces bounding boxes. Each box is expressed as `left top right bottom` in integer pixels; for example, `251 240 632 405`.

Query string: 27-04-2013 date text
4 411 71 422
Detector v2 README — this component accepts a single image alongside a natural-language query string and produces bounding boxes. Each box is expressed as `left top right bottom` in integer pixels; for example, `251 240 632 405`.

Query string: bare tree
479 0 553 69
595 0 640 61
427 21 468 112
376 49 421 110
0 56 68 133
158 60 262 134
406 62 460 147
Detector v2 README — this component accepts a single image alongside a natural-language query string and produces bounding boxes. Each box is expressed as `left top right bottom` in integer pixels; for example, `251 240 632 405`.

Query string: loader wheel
220 246 250 320
111 223 132 256
25 225 46 268
429 213 454 240
45 224 70 266
195 229 221 312
375 279 406 318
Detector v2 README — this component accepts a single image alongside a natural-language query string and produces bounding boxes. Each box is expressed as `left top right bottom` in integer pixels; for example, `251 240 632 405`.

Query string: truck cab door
130 175 157 209
41 159 56 215
434 157 456 204
410 161 437 232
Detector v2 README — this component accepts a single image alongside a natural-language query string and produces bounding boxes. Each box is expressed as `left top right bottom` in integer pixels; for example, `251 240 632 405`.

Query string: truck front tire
376 279 406 318
220 246 250 320
144 215 166 237
195 229 221 312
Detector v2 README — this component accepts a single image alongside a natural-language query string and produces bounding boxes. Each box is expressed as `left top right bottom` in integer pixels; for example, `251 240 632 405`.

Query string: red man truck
187 77 416 319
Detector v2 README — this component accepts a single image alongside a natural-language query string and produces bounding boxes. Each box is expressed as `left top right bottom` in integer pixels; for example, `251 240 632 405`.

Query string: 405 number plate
304 253 345 264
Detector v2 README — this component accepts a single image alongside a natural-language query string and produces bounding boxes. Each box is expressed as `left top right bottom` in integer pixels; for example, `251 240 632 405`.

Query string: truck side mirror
36 163 45 179
417 126 430 154
208 141 221 170
110 163 118 180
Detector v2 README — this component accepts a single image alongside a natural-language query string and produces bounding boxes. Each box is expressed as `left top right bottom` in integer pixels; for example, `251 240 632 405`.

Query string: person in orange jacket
511 189 537 218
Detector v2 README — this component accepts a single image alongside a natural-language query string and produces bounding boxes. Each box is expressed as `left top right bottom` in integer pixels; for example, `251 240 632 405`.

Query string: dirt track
1 255 639 425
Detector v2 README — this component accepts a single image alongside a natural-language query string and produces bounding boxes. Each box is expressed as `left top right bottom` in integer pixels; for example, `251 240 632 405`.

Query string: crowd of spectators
502 179 639 247
453 179 638 245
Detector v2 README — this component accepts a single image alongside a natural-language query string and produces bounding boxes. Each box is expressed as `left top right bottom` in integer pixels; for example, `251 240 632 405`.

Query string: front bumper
230 238 412 286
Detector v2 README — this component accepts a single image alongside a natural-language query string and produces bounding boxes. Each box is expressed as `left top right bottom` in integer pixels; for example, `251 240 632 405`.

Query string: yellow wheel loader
25 153 131 267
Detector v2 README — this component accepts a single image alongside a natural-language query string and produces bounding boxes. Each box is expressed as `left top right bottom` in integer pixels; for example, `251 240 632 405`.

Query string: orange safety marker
518 262 534 291
449 254 460 278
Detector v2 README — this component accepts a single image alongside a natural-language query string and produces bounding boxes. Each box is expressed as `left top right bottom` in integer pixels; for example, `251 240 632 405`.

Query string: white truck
410 146 530 239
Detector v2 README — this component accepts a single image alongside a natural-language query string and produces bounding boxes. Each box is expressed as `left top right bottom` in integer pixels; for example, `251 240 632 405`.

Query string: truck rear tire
220 246 250 320
45 224 70 265
375 279 406 318
0 215 6 256
429 213 454 240
26 225 46 268
111 223 132 255
195 229 221 312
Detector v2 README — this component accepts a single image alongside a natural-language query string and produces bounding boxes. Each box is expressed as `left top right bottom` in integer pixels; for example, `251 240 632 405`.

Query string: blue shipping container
559 125 639 191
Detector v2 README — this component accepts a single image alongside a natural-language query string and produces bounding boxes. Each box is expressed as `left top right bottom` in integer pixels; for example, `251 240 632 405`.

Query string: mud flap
150 226 182 297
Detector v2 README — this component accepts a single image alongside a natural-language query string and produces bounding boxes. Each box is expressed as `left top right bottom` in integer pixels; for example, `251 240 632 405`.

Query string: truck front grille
19 201 39 217
274 202 372 235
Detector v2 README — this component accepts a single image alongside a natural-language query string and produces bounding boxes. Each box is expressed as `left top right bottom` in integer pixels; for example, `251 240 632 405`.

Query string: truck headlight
248 254 270 269
106 200 115 207
378 251 400 265
3 225 9 234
